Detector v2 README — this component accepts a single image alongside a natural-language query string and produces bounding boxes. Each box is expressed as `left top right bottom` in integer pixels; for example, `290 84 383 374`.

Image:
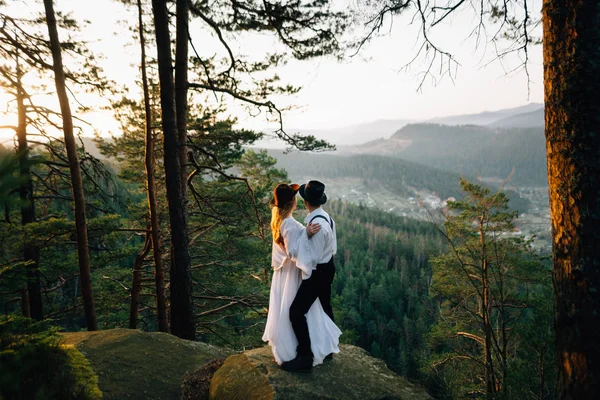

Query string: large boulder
60 329 232 399
209 344 432 400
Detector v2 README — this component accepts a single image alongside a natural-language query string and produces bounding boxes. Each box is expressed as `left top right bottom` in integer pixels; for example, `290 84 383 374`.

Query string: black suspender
309 214 334 229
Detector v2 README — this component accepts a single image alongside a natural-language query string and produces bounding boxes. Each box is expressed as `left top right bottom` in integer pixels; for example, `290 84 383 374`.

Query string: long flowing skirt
262 260 342 366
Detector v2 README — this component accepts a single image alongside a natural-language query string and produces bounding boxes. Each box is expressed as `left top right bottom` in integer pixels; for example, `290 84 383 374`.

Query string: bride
262 183 341 367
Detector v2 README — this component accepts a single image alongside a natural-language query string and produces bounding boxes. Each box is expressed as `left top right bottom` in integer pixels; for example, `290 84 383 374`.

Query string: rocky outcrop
60 329 232 399
209 344 432 400
58 330 431 400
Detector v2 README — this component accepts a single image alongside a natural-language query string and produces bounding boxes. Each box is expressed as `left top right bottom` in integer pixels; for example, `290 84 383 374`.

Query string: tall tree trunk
129 232 151 329
175 0 189 196
152 0 195 340
43 0 97 331
499 277 508 393
483 276 495 398
16 52 43 320
542 1 600 398
480 223 496 399
173 0 190 326
20 287 30 318
137 0 168 333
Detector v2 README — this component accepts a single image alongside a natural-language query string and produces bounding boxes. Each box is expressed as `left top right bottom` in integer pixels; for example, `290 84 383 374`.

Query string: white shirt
271 217 303 271
295 207 337 280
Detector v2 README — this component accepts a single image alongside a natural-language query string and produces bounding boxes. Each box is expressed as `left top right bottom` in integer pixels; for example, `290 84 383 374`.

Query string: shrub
0 315 102 399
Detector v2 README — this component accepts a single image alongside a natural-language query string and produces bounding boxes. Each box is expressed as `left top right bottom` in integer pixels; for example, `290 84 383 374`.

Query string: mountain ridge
258 103 544 147
336 123 547 186
487 108 544 128
424 102 543 126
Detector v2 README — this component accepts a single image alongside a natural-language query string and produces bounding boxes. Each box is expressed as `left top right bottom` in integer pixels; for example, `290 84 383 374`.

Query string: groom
282 180 337 372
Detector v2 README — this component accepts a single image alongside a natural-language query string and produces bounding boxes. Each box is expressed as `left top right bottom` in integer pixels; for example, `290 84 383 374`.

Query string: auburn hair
271 199 295 248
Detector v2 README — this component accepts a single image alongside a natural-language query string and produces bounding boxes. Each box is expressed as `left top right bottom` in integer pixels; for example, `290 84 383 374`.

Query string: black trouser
289 257 335 357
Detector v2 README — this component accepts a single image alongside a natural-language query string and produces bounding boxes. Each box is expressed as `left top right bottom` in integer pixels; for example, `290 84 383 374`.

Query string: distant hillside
488 108 544 128
270 150 530 213
391 124 547 185
273 151 463 197
336 137 412 155
339 123 547 186
425 103 543 126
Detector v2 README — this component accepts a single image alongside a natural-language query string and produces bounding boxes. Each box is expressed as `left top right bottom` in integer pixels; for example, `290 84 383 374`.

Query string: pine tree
427 179 549 398
43 0 97 331
150 0 347 340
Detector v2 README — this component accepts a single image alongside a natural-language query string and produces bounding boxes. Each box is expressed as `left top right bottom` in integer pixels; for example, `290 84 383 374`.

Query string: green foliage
0 147 29 208
328 200 445 378
93 98 288 345
424 179 554 398
237 149 288 198
507 285 556 400
0 315 102 399
0 143 142 329
188 148 286 348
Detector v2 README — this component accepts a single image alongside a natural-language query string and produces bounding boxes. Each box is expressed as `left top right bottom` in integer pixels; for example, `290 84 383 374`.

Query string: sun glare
81 110 122 138
0 86 124 147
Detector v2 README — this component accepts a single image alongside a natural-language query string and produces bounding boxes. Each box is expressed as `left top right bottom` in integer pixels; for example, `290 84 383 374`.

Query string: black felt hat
299 180 327 205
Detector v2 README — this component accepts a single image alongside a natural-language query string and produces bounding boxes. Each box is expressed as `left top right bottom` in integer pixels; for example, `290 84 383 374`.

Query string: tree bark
43 0 97 331
20 287 30 318
16 51 43 320
152 0 195 340
173 0 190 322
542 1 600 398
480 218 496 398
129 232 151 329
175 0 189 196
137 0 168 333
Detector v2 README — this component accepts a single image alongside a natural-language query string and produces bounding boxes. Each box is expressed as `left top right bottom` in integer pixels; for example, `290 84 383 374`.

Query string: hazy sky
0 0 544 142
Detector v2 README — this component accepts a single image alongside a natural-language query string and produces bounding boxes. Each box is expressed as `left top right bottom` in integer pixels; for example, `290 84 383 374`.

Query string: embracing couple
262 180 342 373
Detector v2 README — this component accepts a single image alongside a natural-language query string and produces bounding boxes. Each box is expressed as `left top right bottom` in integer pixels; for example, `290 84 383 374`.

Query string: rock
181 358 227 400
209 344 433 400
60 329 232 400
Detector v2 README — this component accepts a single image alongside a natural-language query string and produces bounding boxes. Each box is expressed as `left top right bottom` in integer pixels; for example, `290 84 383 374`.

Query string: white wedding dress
262 216 342 366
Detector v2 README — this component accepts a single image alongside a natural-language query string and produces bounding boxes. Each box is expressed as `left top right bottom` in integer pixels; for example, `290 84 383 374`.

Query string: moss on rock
0 316 101 399
209 344 432 400
60 345 103 400
209 353 275 400
60 329 232 400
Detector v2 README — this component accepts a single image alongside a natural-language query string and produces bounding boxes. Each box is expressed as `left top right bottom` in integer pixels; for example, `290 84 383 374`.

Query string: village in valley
289 175 553 252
